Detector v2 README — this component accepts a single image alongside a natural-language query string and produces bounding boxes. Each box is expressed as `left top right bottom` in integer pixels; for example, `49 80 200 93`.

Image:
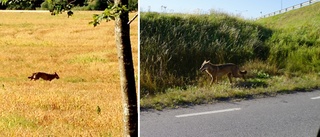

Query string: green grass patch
68 53 108 64
0 114 38 130
141 74 320 110
65 77 87 83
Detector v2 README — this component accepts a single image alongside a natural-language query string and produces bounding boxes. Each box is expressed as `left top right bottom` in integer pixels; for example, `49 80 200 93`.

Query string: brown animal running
199 60 247 85
28 72 60 81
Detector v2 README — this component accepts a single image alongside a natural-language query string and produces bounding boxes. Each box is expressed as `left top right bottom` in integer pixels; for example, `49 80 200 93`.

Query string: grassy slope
0 11 138 136
257 2 320 29
258 2 320 73
141 3 320 110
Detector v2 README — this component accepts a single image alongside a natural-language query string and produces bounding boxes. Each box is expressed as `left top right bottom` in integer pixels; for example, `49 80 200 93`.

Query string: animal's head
199 60 211 72
55 72 60 79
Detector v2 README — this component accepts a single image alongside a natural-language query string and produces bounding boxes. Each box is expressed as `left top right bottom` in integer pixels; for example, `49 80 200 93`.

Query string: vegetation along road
140 1 320 110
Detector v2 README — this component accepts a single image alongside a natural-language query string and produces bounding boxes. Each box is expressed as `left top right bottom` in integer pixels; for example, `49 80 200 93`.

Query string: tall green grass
268 33 320 73
140 12 272 95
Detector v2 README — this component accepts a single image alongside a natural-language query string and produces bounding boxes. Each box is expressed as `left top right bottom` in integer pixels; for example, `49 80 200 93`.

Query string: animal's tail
240 70 247 75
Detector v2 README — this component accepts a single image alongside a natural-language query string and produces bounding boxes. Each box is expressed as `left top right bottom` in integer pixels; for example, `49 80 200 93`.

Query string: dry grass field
0 11 138 136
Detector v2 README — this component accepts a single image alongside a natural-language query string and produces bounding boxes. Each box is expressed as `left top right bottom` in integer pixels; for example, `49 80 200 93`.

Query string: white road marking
175 108 241 118
311 96 320 100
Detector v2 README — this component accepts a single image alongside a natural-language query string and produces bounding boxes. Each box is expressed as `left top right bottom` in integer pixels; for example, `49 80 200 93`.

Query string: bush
86 0 109 10
6 1 35 10
3 0 43 10
40 0 52 10
85 0 137 11
128 0 137 11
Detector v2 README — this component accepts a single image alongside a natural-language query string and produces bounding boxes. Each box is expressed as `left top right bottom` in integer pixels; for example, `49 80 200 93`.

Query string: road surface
140 90 320 137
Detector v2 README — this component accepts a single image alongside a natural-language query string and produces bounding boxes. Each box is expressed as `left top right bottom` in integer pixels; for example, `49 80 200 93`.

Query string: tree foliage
47 0 73 16
0 0 137 11
89 4 128 26
86 0 111 10
0 0 43 9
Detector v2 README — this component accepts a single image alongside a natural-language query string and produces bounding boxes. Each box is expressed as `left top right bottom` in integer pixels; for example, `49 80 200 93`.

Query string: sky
139 0 313 19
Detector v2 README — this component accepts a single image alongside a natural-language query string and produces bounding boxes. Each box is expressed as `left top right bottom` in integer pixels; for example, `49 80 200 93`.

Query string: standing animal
28 72 60 81
199 60 247 85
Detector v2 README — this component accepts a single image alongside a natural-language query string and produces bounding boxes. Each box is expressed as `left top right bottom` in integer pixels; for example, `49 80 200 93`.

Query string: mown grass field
0 11 138 136
140 2 320 110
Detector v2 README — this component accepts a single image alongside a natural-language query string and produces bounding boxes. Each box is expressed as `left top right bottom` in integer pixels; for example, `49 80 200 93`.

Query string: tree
112 0 138 135
0 0 39 9
0 0 137 11
0 0 74 17
90 1 138 136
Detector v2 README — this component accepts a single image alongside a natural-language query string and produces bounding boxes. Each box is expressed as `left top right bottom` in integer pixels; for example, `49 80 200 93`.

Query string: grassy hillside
0 11 138 136
140 2 320 110
258 2 320 29
258 2 320 72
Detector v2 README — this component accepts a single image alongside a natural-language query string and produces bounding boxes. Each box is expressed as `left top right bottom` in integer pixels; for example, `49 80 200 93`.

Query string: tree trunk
114 0 138 136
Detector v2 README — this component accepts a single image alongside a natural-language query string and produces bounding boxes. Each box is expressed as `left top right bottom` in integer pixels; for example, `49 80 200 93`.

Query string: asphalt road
140 90 320 137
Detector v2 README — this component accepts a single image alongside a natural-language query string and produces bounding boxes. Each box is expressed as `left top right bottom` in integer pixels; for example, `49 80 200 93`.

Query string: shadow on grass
233 79 268 89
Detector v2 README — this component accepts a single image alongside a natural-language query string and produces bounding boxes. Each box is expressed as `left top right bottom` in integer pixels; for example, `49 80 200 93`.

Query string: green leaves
48 0 74 16
89 4 129 27
0 0 8 5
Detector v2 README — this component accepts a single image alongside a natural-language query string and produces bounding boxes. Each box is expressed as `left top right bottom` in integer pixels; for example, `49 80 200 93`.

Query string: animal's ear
207 60 210 63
